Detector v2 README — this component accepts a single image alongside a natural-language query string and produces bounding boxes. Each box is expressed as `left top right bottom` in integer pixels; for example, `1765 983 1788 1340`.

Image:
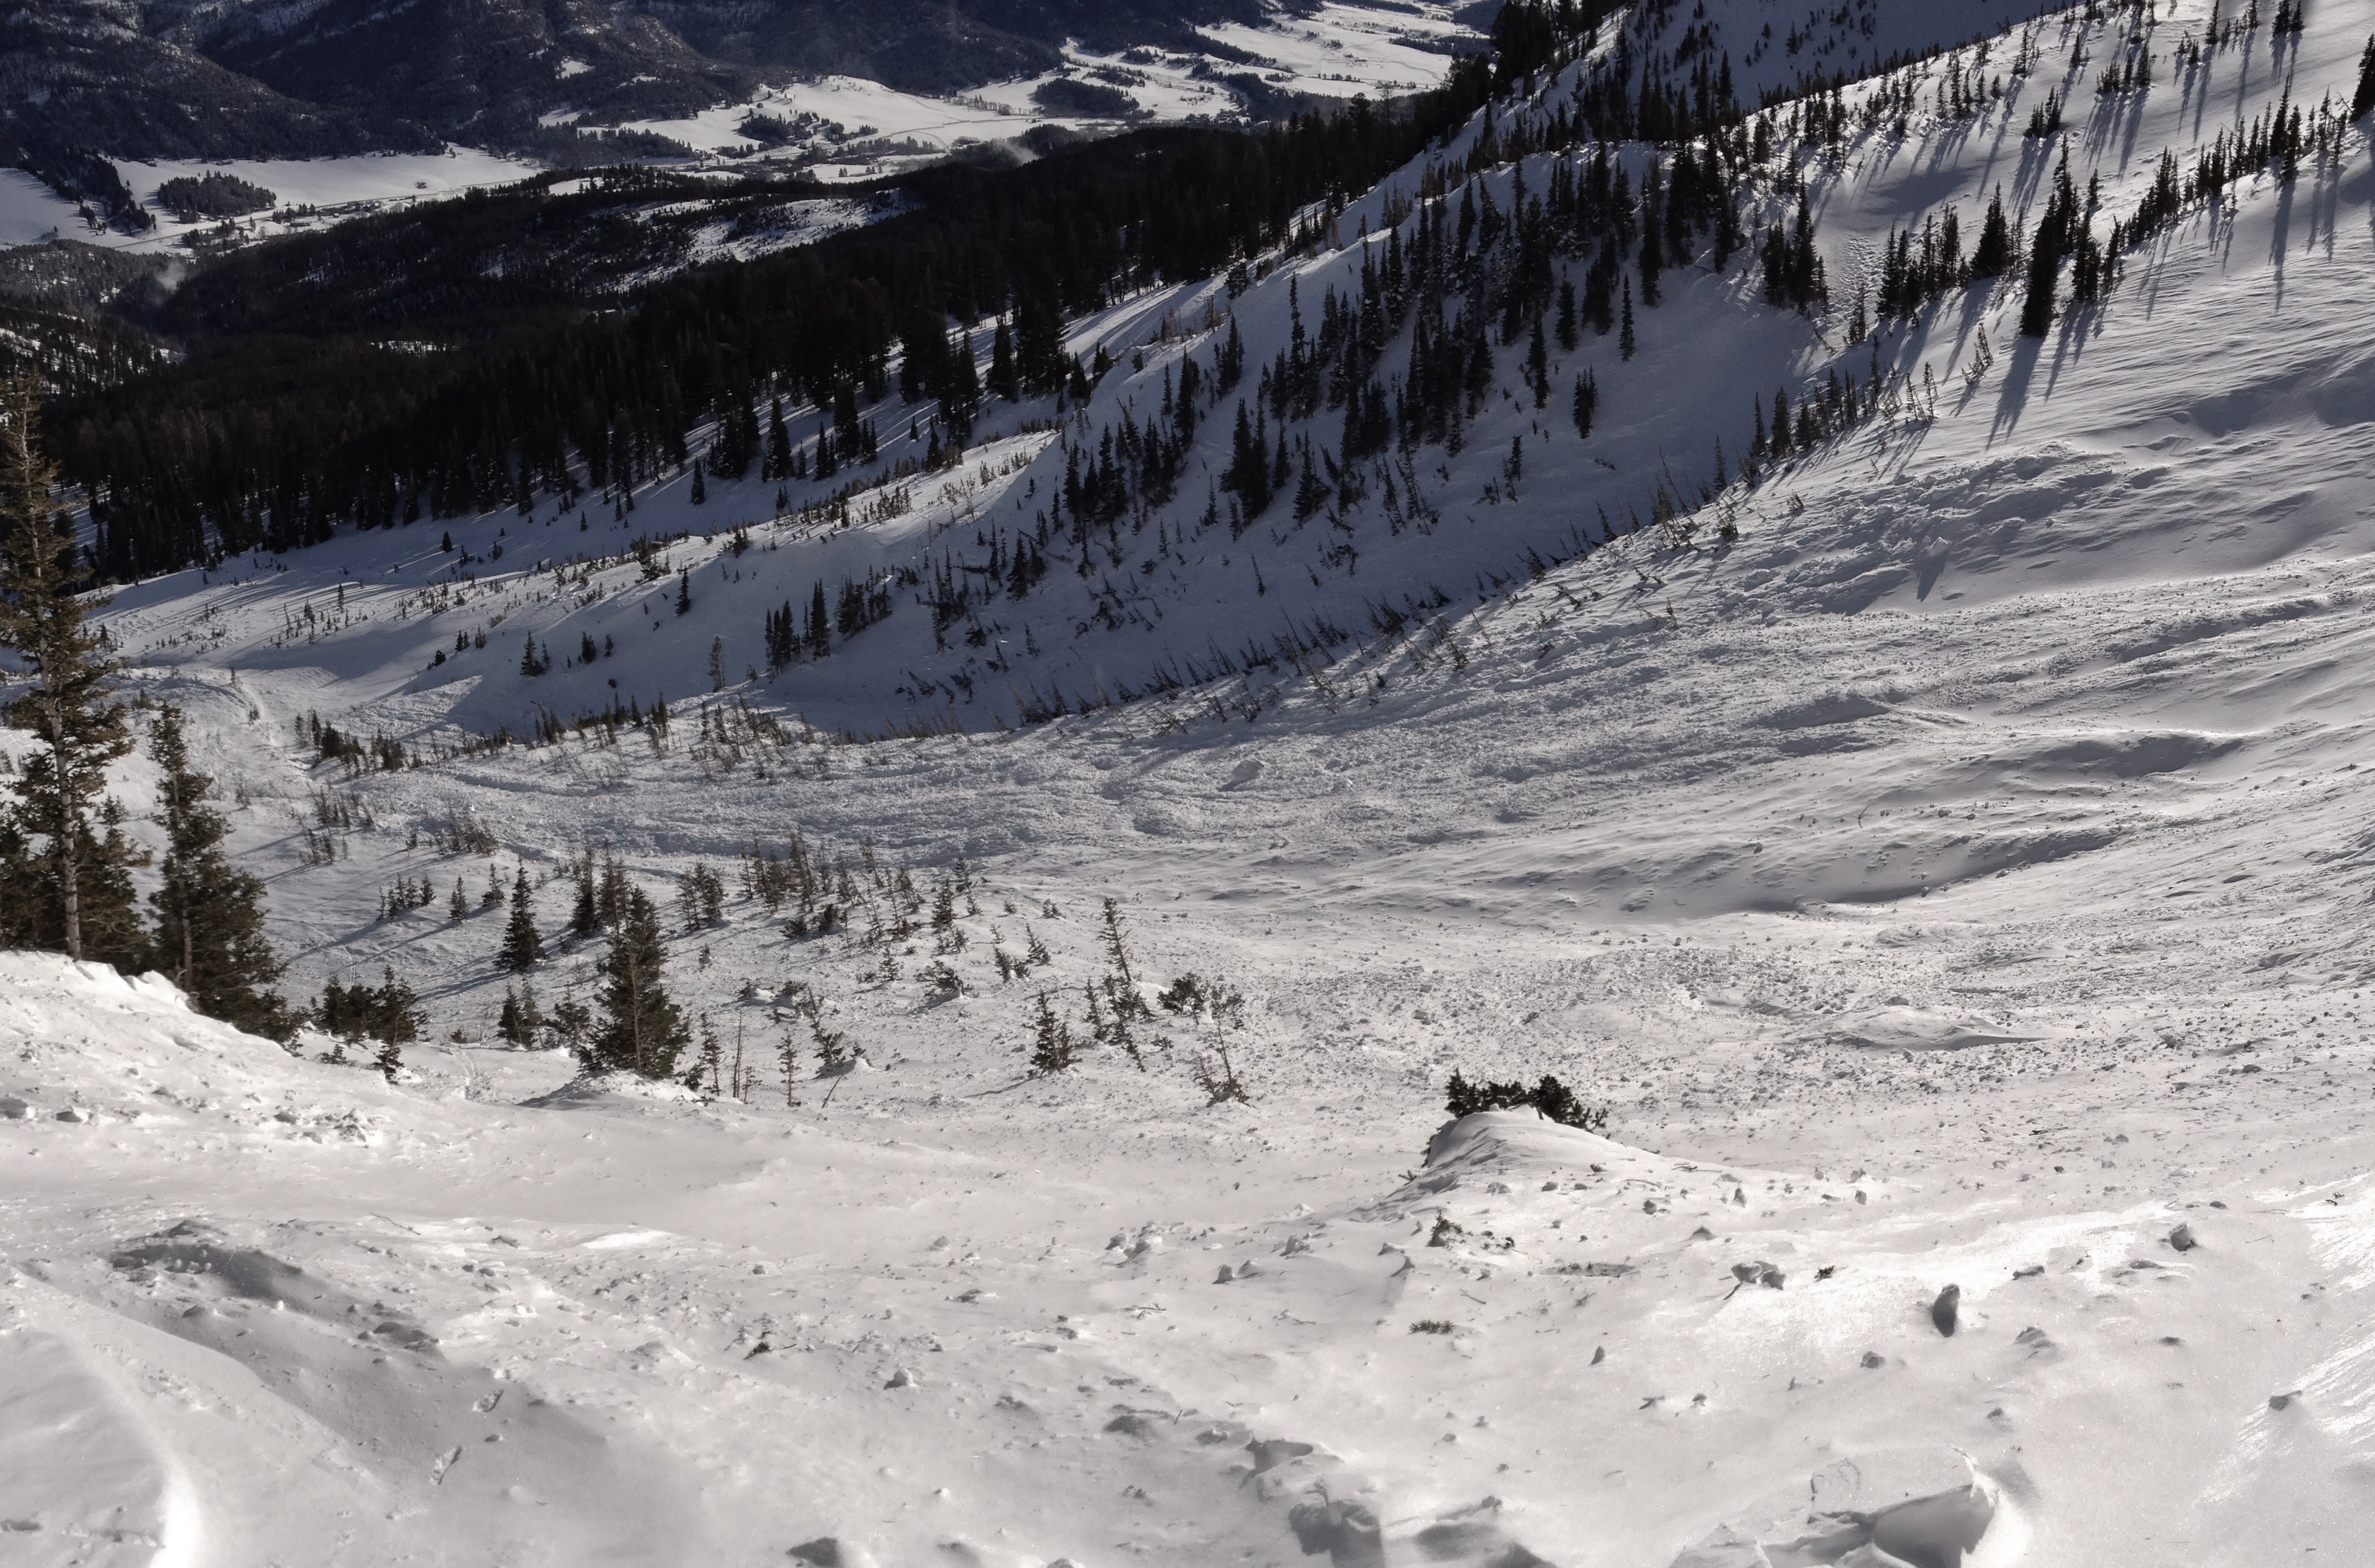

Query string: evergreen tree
688 1014 722 1094
2355 36 2375 121
689 463 707 505
1619 279 1636 360
1029 990 1076 1074
988 319 1020 402
148 704 292 1038
497 864 544 971
569 852 599 936
1224 403 1272 516
1572 370 1598 438
0 376 143 966
765 396 791 480
548 991 593 1057
1526 319 1549 409
2019 207 2064 336
591 887 689 1078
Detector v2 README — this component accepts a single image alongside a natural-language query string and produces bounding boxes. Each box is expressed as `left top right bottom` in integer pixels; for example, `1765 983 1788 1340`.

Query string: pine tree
1619 279 1636 360
675 569 691 616
148 704 292 1038
1572 371 1598 438
689 463 707 505
689 1014 722 1094
1526 319 1550 409
450 878 469 921
989 319 1020 402
1970 189 2013 278
497 982 545 1045
497 864 544 971
765 396 791 479
0 375 143 966
548 991 593 1057
2018 212 2062 336
592 887 689 1078
1030 990 1076 1074
2355 36 2375 121
570 852 599 936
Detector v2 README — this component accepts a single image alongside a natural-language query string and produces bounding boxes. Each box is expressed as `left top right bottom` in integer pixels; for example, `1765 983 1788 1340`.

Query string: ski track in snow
10 1 2375 1563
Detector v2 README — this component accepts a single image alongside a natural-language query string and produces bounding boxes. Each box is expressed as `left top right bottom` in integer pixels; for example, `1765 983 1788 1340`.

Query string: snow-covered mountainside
10 1 2375 1564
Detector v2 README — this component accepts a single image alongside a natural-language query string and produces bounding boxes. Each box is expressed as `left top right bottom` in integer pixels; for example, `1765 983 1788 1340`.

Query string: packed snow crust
10 1 2375 1563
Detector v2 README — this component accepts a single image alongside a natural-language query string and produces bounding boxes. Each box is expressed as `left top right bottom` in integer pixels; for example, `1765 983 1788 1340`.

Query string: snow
0 149 541 256
1200 0 1480 98
10 1 2375 1562
617 0 1486 175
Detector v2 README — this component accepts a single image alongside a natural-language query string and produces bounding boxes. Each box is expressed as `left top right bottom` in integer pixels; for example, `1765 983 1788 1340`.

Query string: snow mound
0 953 404 1139
1424 1108 1694 1183
522 1069 704 1107
1671 1445 2007 1568
1827 1006 2044 1052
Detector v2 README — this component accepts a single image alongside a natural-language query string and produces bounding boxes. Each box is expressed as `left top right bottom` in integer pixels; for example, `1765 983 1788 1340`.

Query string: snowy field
611 0 1483 175
9 1 2375 1563
0 149 540 254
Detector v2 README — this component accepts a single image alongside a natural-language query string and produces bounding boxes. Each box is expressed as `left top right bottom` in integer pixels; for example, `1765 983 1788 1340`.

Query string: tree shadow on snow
1989 332 2047 445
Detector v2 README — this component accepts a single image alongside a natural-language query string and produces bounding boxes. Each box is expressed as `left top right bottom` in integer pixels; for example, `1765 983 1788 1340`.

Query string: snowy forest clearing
7 0 2375 1561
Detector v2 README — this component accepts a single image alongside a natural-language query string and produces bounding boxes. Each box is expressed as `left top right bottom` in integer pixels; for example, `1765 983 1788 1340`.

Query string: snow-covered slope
96 0 2374 739
12 2 2375 1563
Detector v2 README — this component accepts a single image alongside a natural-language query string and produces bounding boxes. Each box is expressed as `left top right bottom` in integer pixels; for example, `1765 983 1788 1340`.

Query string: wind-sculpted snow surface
5 944 2375 1565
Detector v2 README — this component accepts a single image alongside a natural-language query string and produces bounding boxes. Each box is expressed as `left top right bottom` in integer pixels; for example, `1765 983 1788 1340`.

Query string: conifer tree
148 704 291 1038
497 864 544 971
1526 319 1549 409
569 852 599 936
689 1014 722 1094
1966 187 2004 276
2018 211 2063 336
989 319 1020 402
765 396 791 479
591 887 689 1078
2355 36 2375 121
0 376 143 966
1572 371 1598 438
1030 990 1076 1074
1619 279 1636 360
498 982 543 1045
